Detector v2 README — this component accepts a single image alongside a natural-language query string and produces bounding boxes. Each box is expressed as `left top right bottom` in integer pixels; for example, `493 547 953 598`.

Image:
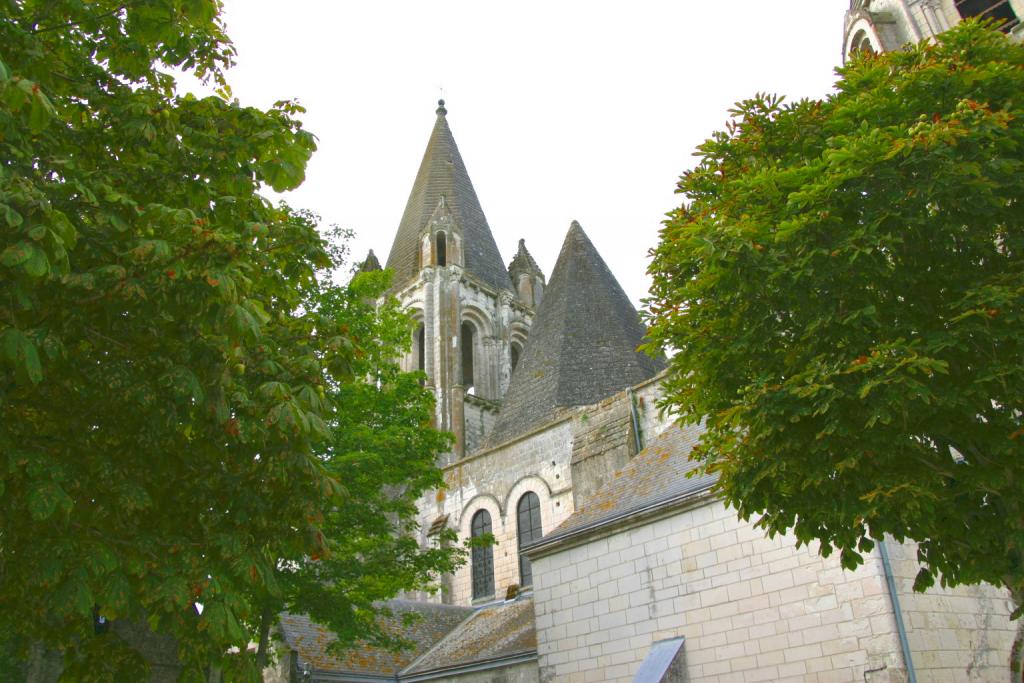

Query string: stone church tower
382 100 543 462
843 0 1021 60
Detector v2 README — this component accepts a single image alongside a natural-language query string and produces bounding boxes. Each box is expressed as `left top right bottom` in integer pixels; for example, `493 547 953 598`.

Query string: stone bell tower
382 101 540 463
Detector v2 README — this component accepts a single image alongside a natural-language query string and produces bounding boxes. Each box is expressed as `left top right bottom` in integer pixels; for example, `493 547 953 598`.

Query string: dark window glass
416 323 425 377
956 0 1018 30
462 322 475 388
436 232 447 266
510 343 521 374
471 510 494 599
517 492 542 587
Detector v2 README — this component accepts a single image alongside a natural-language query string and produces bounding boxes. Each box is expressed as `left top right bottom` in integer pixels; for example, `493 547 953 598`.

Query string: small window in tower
517 492 542 587
461 321 475 389
510 343 521 374
436 232 447 266
955 0 1018 31
471 510 494 600
416 323 426 378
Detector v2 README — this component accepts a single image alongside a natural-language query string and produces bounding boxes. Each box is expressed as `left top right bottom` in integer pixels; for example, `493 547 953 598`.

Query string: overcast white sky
198 0 851 307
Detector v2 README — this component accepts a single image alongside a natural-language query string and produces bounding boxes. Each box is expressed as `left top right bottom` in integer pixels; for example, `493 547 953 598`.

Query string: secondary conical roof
384 101 512 293
486 221 665 447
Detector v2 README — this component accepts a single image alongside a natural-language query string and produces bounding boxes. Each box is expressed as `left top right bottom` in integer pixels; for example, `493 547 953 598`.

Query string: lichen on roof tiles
404 598 536 676
278 600 473 677
537 423 716 547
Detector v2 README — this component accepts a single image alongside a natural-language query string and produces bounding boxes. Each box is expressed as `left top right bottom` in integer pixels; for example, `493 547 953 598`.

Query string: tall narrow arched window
416 323 425 375
436 232 447 266
461 321 475 389
471 510 494 599
510 343 521 374
517 492 542 587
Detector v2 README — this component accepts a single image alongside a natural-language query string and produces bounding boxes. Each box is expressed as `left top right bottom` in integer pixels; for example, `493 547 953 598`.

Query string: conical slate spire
358 249 382 273
384 101 512 293
486 221 665 447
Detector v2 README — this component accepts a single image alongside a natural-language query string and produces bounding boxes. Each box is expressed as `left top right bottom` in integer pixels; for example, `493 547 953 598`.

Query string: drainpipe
878 539 918 683
626 388 643 454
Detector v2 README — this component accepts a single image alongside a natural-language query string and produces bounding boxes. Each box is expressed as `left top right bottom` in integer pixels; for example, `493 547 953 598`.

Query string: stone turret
383 102 535 461
507 238 545 308
358 249 382 273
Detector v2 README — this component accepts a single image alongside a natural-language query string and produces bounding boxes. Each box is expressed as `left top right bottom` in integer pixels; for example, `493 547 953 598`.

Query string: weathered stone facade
843 0 1023 61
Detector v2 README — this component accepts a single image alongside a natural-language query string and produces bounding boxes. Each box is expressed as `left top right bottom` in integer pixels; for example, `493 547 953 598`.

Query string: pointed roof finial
436 99 447 116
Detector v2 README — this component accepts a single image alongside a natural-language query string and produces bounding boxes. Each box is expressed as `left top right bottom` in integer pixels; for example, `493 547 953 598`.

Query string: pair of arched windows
469 492 543 600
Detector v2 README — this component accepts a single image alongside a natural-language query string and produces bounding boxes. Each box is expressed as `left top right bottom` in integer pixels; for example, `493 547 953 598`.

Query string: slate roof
278 600 473 678
485 221 665 446
532 423 716 550
384 101 512 294
404 598 536 676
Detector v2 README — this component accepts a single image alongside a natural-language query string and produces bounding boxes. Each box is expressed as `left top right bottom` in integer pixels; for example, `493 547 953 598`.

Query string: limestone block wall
463 396 499 455
532 498 1015 683
884 539 1016 680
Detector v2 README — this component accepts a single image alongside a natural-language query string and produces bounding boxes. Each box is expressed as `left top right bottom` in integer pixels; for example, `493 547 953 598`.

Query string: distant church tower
382 101 543 462
843 0 1021 61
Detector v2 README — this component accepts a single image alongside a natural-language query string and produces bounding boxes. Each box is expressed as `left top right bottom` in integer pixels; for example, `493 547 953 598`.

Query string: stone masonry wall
533 500 897 682
532 498 1011 683
416 375 668 606
886 538 1015 680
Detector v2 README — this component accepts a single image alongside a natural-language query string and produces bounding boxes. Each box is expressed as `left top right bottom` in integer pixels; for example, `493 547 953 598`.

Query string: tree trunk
1012 617 1024 683
255 602 274 674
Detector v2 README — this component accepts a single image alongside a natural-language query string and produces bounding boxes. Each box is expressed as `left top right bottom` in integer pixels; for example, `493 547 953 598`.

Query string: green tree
251 264 463 669
0 2 457 679
647 18 1023 656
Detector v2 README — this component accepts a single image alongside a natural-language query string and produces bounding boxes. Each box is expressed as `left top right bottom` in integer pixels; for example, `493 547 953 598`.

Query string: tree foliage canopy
646 22 1024 601
0 2 457 678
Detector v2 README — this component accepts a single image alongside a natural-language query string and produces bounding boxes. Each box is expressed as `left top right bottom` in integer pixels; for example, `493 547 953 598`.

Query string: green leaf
1 240 32 266
28 482 68 520
23 245 49 278
3 204 23 227
0 327 43 383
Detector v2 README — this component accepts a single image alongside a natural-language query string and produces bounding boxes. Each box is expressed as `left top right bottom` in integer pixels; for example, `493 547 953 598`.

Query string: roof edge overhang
524 486 718 561
400 651 538 682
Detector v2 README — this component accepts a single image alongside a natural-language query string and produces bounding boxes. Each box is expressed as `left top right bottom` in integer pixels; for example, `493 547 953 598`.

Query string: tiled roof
486 221 665 446
536 423 716 548
384 101 512 294
278 600 473 678
404 598 536 676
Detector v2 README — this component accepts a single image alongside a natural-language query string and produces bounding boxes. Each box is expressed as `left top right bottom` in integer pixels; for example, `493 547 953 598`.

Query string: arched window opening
471 510 494 599
461 321 475 390
851 30 875 54
436 232 447 266
517 492 542 587
416 323 425 377
510 343 521 374
955 0 1018 31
